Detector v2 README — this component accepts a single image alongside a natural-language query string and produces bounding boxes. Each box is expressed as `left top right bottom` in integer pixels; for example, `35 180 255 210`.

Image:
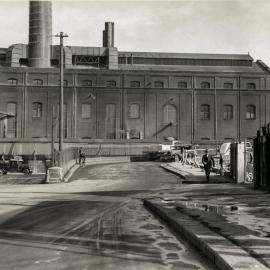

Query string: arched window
247 83 256 90
106 80 116 87
129 103 140 119
223 105 233 120
7 78 18 85
154 81 164 88
81 103 92 119
32 102 42 118
178 81 187 89
32 79 43 86
82 80 92 86
246 105 256 119
130 81 140 88
200 104 210 120
6 102 17 138
224 82 233 89
163 104 176 124
200 81 210 89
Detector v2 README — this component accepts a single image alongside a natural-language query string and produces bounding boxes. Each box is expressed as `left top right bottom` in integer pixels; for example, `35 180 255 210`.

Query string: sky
0 0 270 65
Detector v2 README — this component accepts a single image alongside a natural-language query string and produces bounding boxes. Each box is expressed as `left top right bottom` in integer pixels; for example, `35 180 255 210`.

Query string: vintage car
0 157 32 175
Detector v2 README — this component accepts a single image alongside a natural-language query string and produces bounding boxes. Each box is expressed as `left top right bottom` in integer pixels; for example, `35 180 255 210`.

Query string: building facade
1 1 270 150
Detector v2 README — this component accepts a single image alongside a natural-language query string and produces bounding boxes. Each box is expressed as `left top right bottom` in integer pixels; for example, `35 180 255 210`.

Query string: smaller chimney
103 22 114 47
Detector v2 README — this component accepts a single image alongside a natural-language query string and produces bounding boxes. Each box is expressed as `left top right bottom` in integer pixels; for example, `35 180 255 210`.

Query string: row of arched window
6 78 257 90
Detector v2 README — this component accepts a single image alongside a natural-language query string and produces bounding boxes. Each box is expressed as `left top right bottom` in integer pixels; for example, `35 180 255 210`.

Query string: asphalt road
0 161 215 270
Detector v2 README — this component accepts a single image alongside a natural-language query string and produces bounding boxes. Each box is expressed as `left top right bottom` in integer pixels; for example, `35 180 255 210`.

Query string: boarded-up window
7 102 17 138
32 102 42 118
105 103 116 139
163 104 176 124
81 103 91 119
223 105 233 120
129 103 140 119
200 104 210 120
246 105 256 119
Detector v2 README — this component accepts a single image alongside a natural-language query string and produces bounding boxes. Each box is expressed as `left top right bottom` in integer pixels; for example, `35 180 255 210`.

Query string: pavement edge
143 198 269 270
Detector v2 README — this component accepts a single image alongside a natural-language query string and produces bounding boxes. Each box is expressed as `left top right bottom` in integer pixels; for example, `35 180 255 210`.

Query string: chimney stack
28 1 52 68
103 22 114 47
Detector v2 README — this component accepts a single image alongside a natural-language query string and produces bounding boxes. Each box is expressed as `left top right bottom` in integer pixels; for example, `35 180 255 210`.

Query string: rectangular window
81 103 91 119
223 105 233 120
32 79 43 86
58 80 68 86
106 80 116 87
32 102 42 118
130 81 140 88
129 103 140 119
200 104 210 120
7 78 18 85
224 82 233 89
247 83 256 90
154 81 164 88
246 105 256 119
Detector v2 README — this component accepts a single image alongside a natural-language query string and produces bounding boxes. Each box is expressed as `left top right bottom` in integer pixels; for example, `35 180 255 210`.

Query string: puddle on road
179 200 270 238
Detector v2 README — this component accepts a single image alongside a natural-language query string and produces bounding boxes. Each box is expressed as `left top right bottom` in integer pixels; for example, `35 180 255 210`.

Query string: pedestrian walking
78 147 82 165
201 149 215 182
219 151 224 176
79 147 86 167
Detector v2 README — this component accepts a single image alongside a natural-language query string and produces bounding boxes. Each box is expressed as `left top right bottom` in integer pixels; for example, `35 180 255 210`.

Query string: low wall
0 142 160 156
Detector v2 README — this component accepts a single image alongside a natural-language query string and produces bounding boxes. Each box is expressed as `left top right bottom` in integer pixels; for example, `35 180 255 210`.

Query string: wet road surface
0 162 215 270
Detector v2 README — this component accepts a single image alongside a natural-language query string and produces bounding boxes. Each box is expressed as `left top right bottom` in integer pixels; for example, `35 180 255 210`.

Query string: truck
144 140 191 162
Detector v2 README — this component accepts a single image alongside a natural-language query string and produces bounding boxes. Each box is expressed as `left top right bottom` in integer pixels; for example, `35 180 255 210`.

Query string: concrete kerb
64 156 131 183
160 164 187 180
160 163 208 184
46 156 131 183
143 199 268 270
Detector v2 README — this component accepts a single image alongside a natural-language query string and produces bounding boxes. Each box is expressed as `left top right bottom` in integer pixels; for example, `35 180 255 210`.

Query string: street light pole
55 32 68 166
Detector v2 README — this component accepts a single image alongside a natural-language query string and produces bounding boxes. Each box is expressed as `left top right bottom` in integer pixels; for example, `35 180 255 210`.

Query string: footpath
144 162 270 270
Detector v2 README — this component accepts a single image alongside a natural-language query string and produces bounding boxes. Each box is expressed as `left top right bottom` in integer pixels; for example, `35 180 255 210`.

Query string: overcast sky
1 0 270 65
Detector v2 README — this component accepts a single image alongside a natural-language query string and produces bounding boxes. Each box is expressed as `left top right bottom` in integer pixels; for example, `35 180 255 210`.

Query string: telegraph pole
54 32 68 166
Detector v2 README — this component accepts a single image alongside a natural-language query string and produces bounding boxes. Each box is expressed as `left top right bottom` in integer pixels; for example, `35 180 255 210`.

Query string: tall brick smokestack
28 1 52 68
103 22 114 47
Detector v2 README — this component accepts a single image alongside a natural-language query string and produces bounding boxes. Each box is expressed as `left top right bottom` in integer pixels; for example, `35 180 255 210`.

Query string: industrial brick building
1 1 270 153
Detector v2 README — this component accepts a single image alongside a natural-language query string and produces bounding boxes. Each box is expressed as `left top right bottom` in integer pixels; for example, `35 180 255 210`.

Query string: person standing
201 149 215 182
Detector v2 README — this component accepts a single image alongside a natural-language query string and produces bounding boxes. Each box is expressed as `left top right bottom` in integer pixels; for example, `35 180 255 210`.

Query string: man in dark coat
201 149 215 182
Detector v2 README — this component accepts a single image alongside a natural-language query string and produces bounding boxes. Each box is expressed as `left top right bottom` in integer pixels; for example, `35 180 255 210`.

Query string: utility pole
54 32 68 166
214 77 218 153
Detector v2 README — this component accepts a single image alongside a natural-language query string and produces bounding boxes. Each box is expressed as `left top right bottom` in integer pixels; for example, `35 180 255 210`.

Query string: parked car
0 157 32 175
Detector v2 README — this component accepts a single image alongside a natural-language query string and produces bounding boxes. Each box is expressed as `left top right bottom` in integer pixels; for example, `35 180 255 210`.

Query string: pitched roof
119 51 253 61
